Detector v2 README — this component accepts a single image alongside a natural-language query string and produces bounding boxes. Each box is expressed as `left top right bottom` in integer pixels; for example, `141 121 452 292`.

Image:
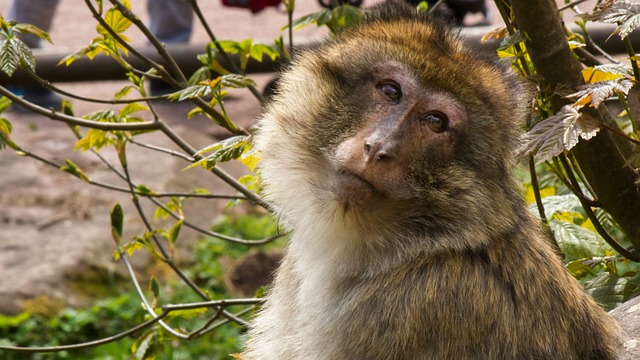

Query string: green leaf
15 39 35 72
74 129 114 151
61 99 74 116
60 159 90 182
119 102 149 117
498 30 526 51
167 84 212 101
249 43 280 62
0 117 18 150
131 329 155 360
518 105 600 163
287 9 332 30
168 219 183 246
580 1 640 40
221 74 256 88
191 188 211 194
164 308 207 322
549 219 614 260
110 203 124 245
566 258 593 279
97 2 133 36
0 37 20 77
0 117 12 135
187 107 205 119
184 135 250 171
0 96 11 114
114 85 134 99
154 206 170 220
568 78 634 108
326 5 364 32
529 194 582 221
217 40 243 55
416 1 429 13
584 271 636 311
188 66 212 86
12 23 52 44
136 184 155 195
149 276 160 298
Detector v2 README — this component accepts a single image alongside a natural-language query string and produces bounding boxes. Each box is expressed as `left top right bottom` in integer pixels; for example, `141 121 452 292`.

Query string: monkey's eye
377 81 402 103
422 111 448 133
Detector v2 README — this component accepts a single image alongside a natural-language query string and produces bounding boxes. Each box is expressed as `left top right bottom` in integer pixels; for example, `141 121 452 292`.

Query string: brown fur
243 3 619 359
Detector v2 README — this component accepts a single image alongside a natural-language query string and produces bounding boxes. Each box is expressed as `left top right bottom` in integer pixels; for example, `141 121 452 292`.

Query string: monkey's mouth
333 169 382 204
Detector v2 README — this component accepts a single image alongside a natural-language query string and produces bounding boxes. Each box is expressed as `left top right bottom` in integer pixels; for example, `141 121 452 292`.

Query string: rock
611 295 640 359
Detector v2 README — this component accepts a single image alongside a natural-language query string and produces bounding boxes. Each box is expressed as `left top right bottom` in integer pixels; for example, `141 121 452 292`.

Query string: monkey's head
256 3 528 251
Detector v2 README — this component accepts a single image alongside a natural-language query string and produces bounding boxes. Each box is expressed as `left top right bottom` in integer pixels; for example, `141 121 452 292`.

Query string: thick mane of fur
243 3 620 359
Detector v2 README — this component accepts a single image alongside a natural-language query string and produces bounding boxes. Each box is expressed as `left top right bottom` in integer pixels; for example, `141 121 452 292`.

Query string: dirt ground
0 0 329 314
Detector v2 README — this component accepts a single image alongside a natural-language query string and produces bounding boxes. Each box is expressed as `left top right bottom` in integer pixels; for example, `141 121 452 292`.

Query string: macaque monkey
243 3 619 359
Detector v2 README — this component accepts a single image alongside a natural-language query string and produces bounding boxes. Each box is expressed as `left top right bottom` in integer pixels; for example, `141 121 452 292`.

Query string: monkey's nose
364 140 397 163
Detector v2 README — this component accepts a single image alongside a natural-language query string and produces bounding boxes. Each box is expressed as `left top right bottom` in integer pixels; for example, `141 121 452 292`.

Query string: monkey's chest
294 265 517 360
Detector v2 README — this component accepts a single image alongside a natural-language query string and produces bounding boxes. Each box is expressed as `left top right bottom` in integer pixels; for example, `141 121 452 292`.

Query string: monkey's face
327 60 466 211
256 13 525 236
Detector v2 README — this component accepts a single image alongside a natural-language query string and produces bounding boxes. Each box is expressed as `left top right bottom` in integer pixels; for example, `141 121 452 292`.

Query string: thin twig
0 85 160 131
119 250 188 338
529 156 548 224
558 154 639 261
0 310 168 352
83 0 174 82
25 68 166 104
148 196 283 245
558 0 591 12
129 139 195 161
188 0 264 103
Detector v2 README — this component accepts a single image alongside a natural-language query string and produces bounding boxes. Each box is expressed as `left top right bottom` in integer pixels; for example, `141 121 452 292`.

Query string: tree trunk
509 0 640 250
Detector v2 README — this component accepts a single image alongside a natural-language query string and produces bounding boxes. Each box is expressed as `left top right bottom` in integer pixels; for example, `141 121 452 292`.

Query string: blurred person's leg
7 0 63 110
147 0 193 96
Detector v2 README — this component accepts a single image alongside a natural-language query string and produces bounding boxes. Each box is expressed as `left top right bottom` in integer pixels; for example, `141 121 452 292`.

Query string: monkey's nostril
364 143 372 154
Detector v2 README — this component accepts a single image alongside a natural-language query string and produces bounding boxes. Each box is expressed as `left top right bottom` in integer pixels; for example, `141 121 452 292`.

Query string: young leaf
131 329 155 360
580 0 640 40
582 63 633 83
566 258 594 279
167 84 212 101
0 117 18 150
149 276 160 299
15 38 35 72
12 23 52 44
114 85 134 99
549 219 614 260
498 30 526 51
135 184 156 195
249 43 280 62
583 271 633 310
568 78 633 108
188 66 212 86
110 203 124 245
529 194 582 221
0 96 11 114
184 135 250 171
221 74 256 88
481 26 508 43
97 2 133 36
167 219 183 248
287 9 332 30
60 159 90 182
416 1 429 14
0 37 19 76
518 105 600 163
119 102 149 117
